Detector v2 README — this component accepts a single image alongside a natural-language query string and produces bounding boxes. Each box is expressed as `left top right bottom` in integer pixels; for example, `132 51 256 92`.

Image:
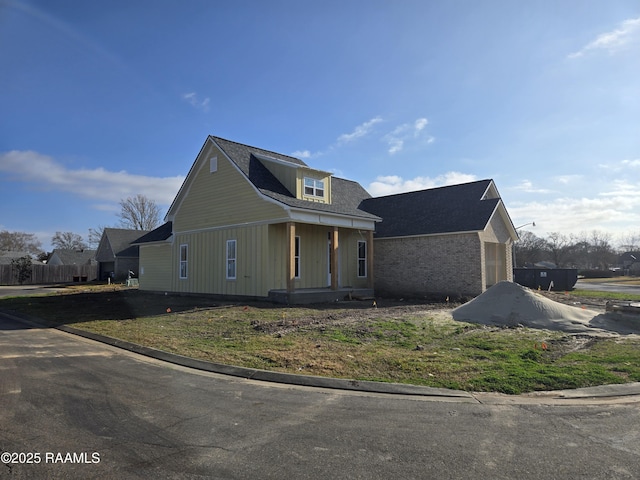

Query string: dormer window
304 178 324 198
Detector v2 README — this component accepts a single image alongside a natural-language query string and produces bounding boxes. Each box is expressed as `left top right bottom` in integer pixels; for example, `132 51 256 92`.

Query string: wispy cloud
383 117 433 154
568 16 640 59
0 151 184 206
337 116 383 144
512 180 552 194
182 92 210 112
291 150 312 159
368 172 477 196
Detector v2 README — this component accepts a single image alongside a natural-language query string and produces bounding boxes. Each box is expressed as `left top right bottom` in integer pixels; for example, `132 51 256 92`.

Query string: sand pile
452 281 610 334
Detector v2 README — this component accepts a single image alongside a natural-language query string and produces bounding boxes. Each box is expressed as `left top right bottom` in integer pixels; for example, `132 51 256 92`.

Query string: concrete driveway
1 311 639 479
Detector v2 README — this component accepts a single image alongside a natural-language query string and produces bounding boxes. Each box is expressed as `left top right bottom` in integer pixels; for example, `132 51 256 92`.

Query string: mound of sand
452 281 637 335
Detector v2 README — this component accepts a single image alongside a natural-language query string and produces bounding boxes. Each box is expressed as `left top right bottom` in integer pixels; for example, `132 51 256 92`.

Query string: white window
304 177 324 197
357 240 367 277
226 240 236 279
294 236 300 278
179 244 188 279
210 156 218 173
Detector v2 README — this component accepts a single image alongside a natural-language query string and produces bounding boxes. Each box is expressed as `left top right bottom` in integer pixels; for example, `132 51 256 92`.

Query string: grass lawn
2 283 640 395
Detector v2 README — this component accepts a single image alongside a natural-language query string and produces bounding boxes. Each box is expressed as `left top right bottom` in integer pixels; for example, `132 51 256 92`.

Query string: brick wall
373 233 484 299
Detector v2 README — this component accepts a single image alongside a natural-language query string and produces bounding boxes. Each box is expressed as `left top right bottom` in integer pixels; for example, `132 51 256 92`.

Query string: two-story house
135 136 379 303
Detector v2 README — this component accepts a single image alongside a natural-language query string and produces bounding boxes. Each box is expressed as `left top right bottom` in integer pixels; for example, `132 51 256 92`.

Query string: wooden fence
0 264 98 285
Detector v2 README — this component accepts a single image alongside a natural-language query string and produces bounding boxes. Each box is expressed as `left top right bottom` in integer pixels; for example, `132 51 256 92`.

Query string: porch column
287 222 296 293
331 226 339 290
367 230 374 290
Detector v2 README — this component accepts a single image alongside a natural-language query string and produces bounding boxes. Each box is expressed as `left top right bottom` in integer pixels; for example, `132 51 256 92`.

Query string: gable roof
167 136 379 222
360 179 514 238
48 249 96 265
96 228 150 261
0 251 44 265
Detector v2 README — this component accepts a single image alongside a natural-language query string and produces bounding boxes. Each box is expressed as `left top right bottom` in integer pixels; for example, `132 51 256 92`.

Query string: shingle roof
49 249 96 265
132 222 173 245
97 228 150 261
211 136 380 220
360 179 501 238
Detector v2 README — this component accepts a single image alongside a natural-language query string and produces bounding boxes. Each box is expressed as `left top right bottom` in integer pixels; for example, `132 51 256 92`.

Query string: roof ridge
210 135 306 166
369 179 493 200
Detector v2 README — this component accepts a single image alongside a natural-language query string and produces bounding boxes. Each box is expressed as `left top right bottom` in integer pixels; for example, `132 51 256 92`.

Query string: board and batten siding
172 143 288 233
139 244 173 291
172 224 271 297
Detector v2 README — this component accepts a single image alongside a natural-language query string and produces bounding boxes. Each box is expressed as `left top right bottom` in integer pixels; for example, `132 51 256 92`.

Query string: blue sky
1 0 639 252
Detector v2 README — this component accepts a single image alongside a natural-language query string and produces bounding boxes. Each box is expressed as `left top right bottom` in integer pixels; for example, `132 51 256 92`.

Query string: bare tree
88 226 106 248
514 230 546 267
545 232 571 267
118 194 161 231
0 230 42 256
51 231 88 250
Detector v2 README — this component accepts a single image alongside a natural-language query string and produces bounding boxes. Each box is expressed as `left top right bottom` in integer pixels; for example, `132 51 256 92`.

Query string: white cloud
552 175 582 185
182 92 210 112
383 117 431 154
337 116 383 144
0 150 184 206
512 180 552 194
368 172 477 196
291 150 312 159
569 16 640 58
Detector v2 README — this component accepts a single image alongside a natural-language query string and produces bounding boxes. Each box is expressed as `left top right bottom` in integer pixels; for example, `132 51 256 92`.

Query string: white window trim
226 239 237 280
179 244 188 279
304 177 325 198
357 240 367 278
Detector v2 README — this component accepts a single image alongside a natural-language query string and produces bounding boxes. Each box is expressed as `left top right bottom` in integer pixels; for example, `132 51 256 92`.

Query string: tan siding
298 169 332 204
339 230 370 289
173 143 287 232
139 244 173 291
261 161 298 195
171 224 271 297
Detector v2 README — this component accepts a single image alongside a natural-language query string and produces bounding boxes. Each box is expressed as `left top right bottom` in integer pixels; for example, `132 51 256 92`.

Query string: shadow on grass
0 286 419 330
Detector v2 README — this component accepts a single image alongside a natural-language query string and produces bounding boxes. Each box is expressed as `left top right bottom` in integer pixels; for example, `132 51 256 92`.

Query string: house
360 180 518 298
47 249 97 266
620 251 640 275
136 136 517 302
136 136 379 303
96 228 149 281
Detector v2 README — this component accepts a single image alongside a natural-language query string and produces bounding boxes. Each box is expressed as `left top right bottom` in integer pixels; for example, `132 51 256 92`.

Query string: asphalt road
1 313 640 479
575 280 640 295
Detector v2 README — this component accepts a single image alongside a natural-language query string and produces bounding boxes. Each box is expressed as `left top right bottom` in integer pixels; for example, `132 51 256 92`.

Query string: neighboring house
47 249 97 266
136 136 379 303
96 228 149 281
0 251 41 265
136 136 517 302
620 252 640 275
360 180 518 298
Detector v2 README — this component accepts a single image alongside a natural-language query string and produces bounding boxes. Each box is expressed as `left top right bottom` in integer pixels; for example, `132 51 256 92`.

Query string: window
304 177 324 197
357 240 367 277
226 240 236 279
179 244 188 279
210 156 218 173
294 236 300 278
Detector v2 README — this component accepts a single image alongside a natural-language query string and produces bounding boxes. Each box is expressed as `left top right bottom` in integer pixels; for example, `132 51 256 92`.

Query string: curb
3 309 640 402
1 309 473 399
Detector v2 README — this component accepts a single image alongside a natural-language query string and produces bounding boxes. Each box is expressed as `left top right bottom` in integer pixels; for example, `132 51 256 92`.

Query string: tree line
0 195 161 259
515 229 640 270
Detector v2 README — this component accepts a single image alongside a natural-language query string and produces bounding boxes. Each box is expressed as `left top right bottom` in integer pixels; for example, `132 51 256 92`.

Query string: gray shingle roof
132 222 173 245
360 179 501 238
49 249 96 265
211 136 380 221
96 228 150 261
